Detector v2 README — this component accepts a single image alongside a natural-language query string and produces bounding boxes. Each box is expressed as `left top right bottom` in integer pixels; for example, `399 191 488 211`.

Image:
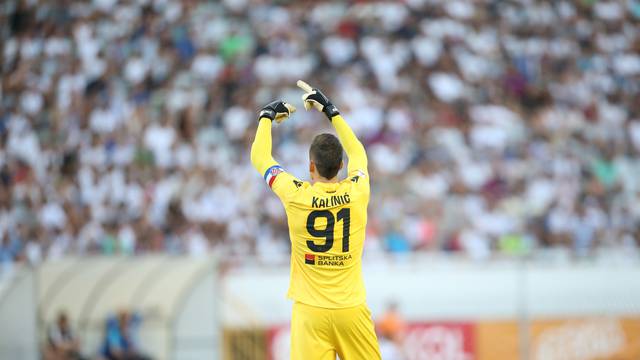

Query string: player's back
280 172 369 309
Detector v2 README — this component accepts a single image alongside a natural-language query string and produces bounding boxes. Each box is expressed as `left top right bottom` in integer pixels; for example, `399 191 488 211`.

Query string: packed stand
1 0 640 268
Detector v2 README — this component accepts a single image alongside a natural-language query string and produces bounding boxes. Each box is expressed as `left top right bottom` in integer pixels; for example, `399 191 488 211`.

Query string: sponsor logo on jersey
305 254 315 265
317 254 352 266
264 165 284 188
305 254 353 266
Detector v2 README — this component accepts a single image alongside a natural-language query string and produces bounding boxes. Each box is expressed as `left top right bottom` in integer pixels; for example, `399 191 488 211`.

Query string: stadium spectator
44 311 86 360
101 310 151 360
377 302 407 360
1 0 640 271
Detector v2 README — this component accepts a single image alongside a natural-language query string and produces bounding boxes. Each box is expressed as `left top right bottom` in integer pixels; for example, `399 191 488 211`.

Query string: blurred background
1 0 640 359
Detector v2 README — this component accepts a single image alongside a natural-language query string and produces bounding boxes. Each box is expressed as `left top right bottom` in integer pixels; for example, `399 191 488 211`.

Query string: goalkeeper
250 81 381 360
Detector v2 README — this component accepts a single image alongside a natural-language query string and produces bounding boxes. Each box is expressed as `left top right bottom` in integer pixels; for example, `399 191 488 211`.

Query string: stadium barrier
261 317 640 360
2 255 640 359
220 256 640 360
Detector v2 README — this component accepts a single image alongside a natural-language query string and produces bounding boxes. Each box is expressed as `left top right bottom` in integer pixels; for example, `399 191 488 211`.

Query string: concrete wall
220 258 640 326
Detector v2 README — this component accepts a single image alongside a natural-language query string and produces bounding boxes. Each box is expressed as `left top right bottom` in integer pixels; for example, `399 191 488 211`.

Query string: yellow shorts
290 301 381 360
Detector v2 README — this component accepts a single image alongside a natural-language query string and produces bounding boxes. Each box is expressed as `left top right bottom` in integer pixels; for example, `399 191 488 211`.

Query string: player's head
309 133 343 182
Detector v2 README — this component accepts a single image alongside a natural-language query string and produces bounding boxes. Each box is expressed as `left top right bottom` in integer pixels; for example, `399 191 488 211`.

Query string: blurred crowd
2 0 640 269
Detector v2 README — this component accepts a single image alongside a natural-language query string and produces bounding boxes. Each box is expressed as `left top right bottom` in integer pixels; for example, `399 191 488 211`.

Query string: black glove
258 100 296 123
297 80 340 120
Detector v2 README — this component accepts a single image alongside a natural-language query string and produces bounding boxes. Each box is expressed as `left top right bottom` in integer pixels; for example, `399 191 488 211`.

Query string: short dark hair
309 133 343 179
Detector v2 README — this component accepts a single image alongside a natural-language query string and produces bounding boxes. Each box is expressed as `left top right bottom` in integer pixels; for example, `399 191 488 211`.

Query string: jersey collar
312 181 340 192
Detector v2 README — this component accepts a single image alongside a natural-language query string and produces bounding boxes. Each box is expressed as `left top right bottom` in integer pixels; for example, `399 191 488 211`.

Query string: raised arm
297 80 367 175
250 117 277 175
331 114 367 175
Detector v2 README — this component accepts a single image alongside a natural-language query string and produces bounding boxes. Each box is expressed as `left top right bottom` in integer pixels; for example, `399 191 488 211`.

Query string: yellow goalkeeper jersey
251 115 370 309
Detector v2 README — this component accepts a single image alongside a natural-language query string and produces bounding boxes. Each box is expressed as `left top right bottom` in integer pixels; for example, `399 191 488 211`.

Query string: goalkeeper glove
296 80 340 120
258 100 296 124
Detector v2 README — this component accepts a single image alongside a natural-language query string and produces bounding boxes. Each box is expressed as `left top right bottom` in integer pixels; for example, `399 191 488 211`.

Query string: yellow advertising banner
528 318 640 360
476 321 519 360
476 317 640 360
